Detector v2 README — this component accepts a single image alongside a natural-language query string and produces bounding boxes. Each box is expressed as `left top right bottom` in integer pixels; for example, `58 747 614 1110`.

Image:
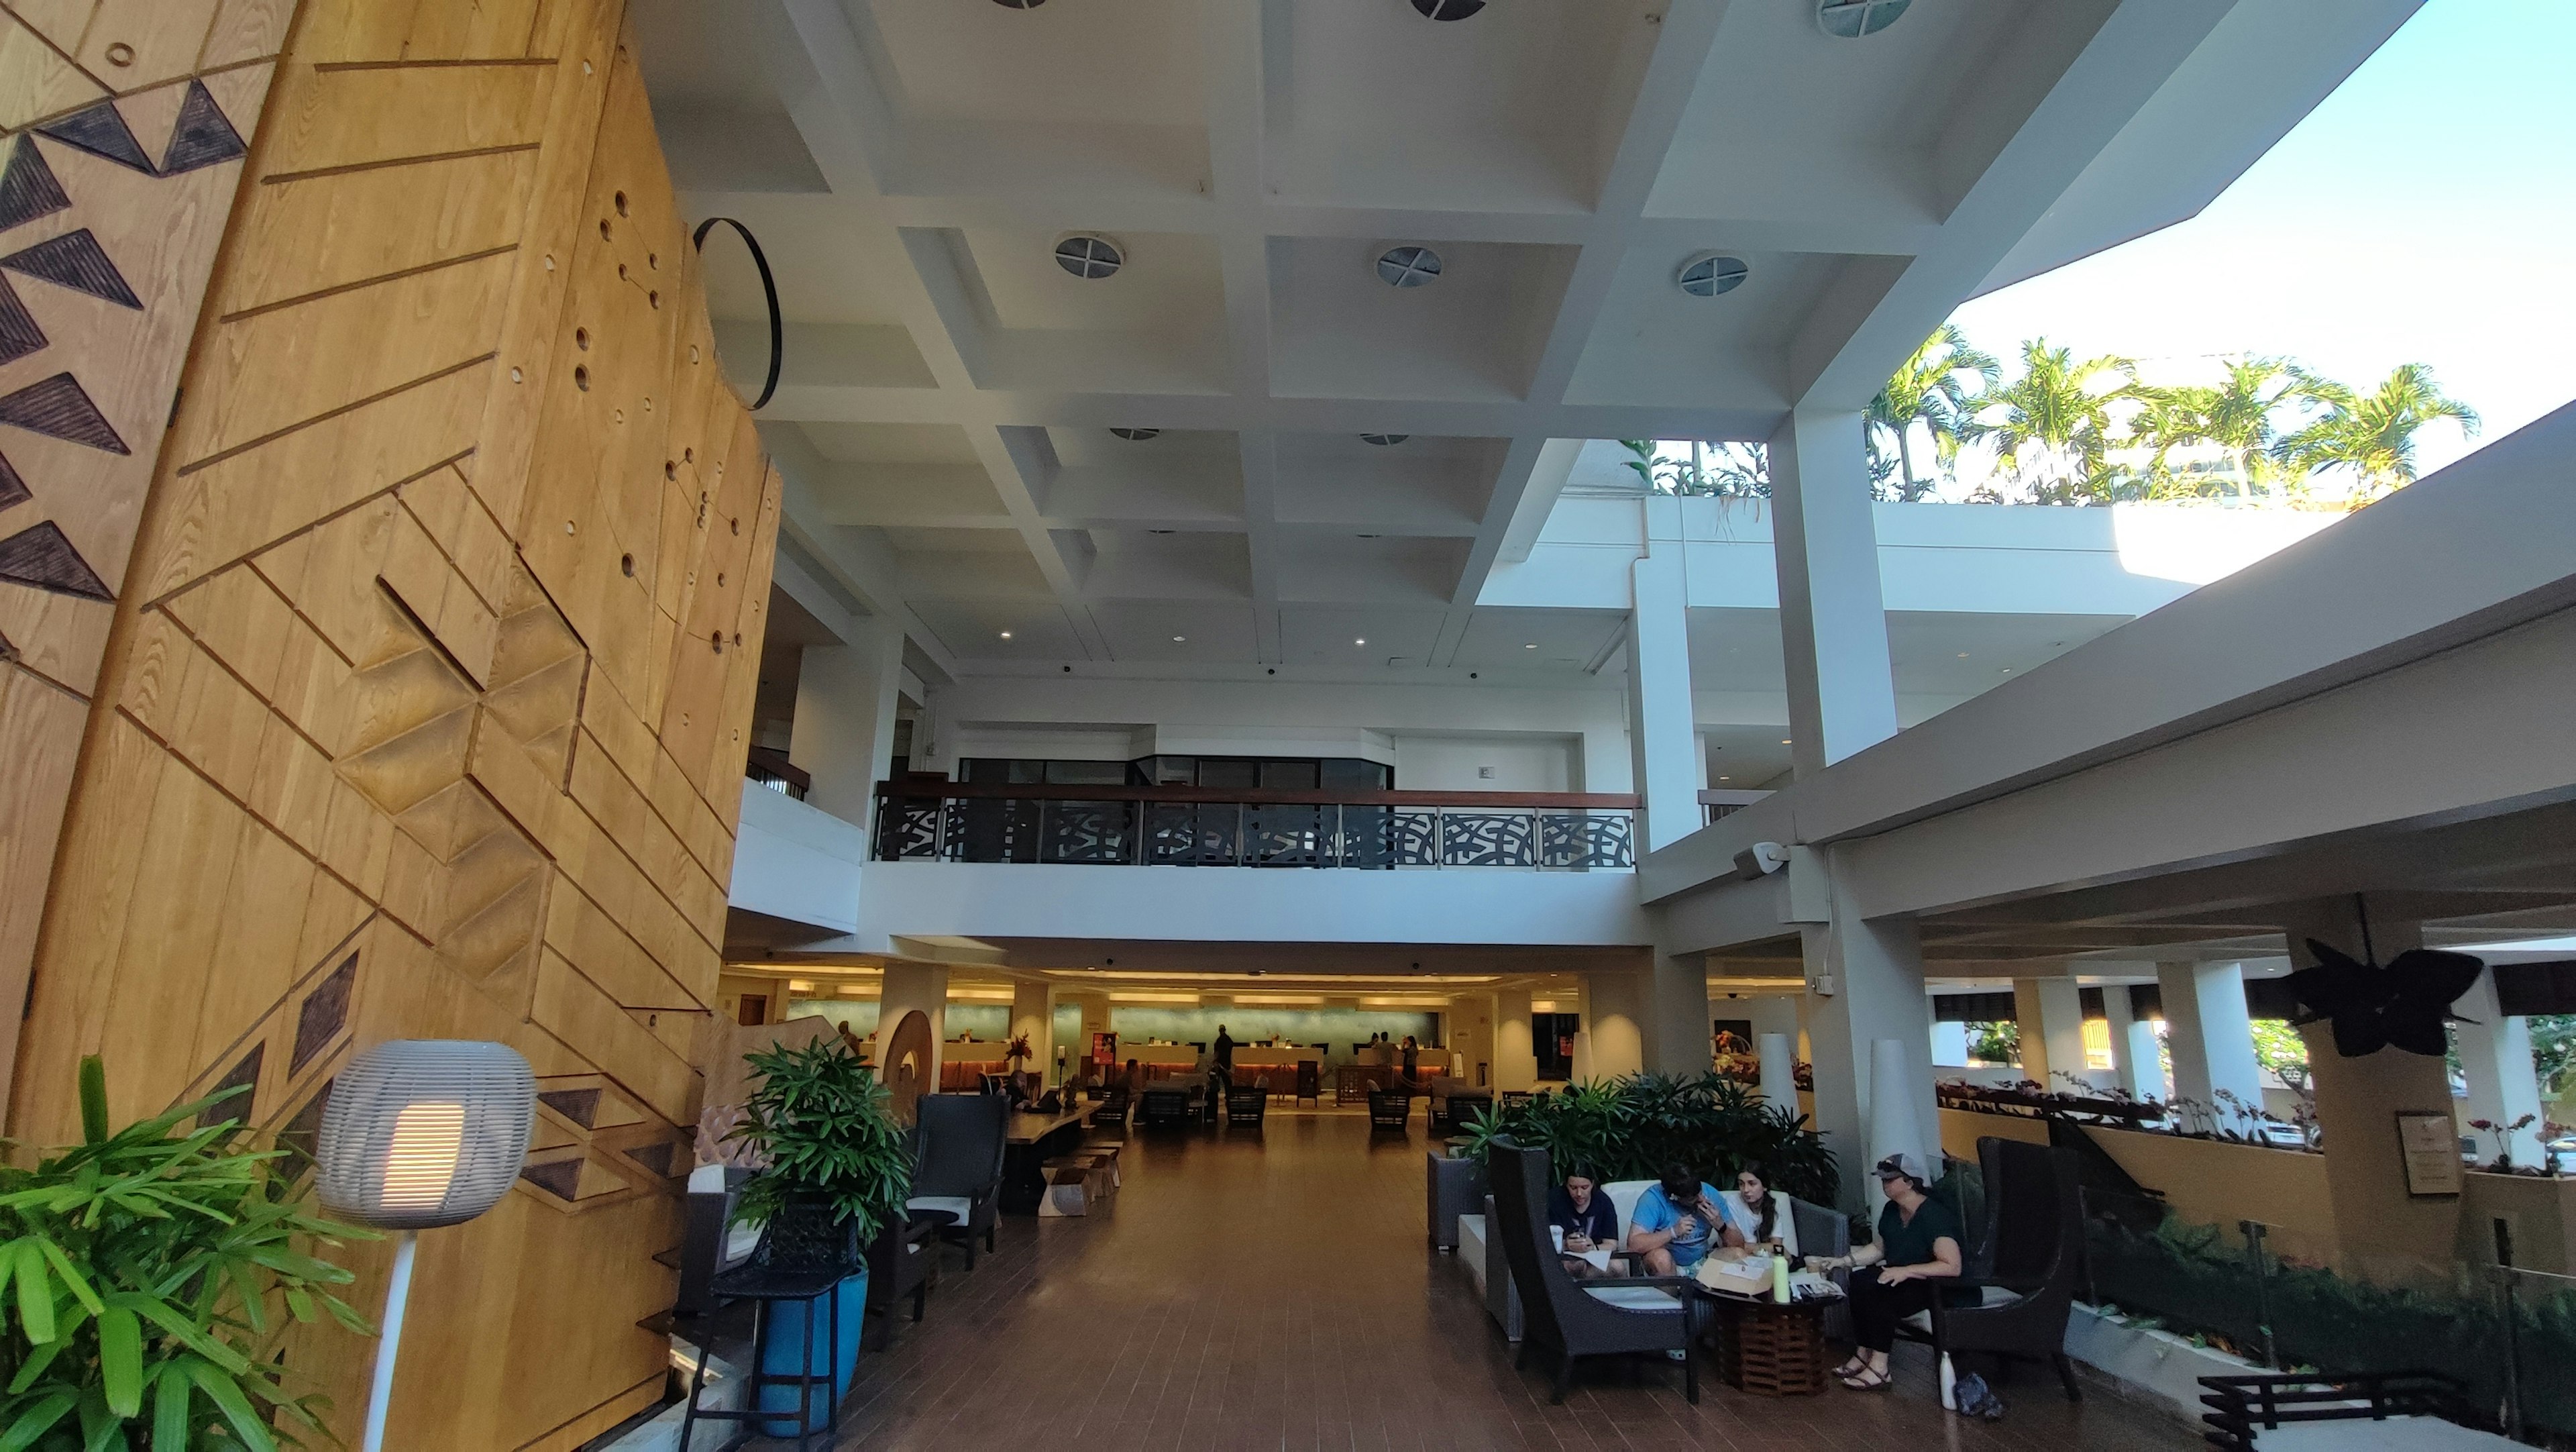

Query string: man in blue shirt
1628 1163 1725 1275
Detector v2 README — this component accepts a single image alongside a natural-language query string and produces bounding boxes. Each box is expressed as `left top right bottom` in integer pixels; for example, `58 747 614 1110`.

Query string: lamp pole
362 1230 421 1452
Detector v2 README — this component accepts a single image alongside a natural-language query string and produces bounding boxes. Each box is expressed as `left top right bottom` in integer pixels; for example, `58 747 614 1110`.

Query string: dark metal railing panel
868 783 1636 870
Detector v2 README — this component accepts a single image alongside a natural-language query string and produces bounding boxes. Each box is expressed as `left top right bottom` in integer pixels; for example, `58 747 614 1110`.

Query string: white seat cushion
1602 1181 1652 1248
1585 1285 1682 1312
907 1195 973 1224
724 1222 761 1261
1900 1285 2017 1331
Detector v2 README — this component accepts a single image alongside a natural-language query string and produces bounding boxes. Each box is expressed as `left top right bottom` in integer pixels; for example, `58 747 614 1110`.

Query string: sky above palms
1948 0 2575 483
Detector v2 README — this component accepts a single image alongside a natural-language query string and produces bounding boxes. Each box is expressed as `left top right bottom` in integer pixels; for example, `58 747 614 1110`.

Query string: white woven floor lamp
316 1041 536 1452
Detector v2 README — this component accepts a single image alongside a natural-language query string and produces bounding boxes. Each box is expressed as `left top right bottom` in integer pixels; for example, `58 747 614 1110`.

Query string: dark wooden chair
1896 1135 2084 1400
1367 1090 1410 1130
678 1194 861 1451
1498 1090 1534 1112
1088 1085 1130 1139
906 1093 1006 1269
1224 1085 1269 1125
1488 1140 1697 1404
1139 1088 1195 1128
862 1212 939 1348
1442 1090 1493 1128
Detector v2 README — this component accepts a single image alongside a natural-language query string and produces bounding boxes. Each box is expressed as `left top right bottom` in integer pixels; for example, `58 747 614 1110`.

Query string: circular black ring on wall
691 216 782 410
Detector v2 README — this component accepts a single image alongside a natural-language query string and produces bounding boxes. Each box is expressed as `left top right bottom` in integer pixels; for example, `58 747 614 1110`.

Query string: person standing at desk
1213 1025 1235 1095
1399 1035 1419 1088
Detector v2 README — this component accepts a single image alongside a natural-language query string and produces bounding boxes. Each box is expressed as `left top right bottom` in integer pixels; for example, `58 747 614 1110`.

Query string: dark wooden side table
1698 1290 1831 1396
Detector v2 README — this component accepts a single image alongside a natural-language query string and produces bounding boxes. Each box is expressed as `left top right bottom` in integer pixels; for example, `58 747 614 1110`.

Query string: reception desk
1225 1045 1325 1096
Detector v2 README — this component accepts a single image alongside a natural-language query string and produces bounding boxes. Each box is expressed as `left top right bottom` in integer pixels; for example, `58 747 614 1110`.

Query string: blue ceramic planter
755 1268 867 1436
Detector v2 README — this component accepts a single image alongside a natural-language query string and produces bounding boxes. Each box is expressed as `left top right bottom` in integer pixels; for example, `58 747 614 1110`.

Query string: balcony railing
870 781 1637 870
746 746 810 802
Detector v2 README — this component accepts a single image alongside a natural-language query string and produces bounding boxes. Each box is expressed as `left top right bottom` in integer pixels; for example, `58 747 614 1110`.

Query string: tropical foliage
1617 438 1769 498
1451 1073 1836 1208
0 1057 375 1452
1866 323 1998 501
726 1039 914 1241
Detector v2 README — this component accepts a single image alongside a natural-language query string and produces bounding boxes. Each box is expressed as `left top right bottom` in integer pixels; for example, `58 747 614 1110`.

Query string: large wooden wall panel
10 2 782 1445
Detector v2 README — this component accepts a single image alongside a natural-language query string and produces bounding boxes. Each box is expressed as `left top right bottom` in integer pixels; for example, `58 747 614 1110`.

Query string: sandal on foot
1832 1356 1869 1379
1837 1365 1893 1391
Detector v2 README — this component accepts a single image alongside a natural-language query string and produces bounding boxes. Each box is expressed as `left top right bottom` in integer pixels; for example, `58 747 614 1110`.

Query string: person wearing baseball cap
1803 1151 1964 1391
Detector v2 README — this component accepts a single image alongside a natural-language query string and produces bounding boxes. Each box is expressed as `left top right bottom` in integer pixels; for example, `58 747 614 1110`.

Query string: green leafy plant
726 1039 913 1241
1453 1072 1836 1207
0 1056 376 1451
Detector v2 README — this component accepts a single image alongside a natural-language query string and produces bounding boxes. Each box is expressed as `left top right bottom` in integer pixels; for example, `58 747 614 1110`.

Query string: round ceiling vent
1411 0 1487 18
1375 245 1442 289
1054 234 1123 280
1816 0 1911 38
1676 253 1750 298
993 0 1046 9
1110 427 1161 441
1359 433 1409 447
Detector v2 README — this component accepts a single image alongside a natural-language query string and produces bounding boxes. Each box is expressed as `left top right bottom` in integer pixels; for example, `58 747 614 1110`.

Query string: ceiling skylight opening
1375 246 1442 289
1676 253 1750 298
1110 427 1160 440
1053 234 1123 280
1816 0 1911 38
1359 433 1409 446
1410 0 1487 19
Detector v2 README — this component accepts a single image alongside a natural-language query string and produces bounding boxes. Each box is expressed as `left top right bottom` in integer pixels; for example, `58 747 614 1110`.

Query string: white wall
729 780 867 932
1391 733 1579 792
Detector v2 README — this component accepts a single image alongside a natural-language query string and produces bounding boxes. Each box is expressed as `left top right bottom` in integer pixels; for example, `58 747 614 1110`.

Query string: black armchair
1224 1085 1268 1125
1139 1088 1195 1128
1367 1090 1409 1129
1903 1136 2084 1400
906 1092 1007 1269
1488 1140 1697 1404
1088 1085 1130 1138
863 1213 938 1347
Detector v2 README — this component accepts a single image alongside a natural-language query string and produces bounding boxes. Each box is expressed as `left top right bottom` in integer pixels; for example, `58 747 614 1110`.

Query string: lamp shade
317 1040 536 1230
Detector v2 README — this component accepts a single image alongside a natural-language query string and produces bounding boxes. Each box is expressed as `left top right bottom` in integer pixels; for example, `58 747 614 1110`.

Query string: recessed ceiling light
1171 635 1187 643
1375 246 1442 289
1957 652 1970 658
1817 0 1911 39
1354 637 1367 646
999 630 1014 639
1411 0 1486 19
1111 427 1160 441
1360 433 1409 446
1676 253 1750 298
1780 739 1792 745
1053 234 1122 280
1523 643 1537 650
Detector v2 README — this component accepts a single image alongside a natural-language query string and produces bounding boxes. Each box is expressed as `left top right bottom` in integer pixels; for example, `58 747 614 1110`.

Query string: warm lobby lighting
1110 992 1201 1004
1040 970 1499 984
947 987 1016 1002
1360 995 1450 1008
1230 994 1325 1005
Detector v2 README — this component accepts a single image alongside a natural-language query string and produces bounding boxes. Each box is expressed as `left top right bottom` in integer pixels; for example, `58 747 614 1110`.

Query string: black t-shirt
1876 1192 1973 1307
1547 1187 1619 1248
1214 1033 1234 1068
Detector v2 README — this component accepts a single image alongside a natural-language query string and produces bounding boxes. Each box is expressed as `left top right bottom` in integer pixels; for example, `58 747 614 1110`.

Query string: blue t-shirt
1631 1183 1723 1266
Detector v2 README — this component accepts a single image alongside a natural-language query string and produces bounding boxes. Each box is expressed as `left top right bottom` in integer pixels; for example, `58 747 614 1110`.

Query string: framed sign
2396 1110 2464 1197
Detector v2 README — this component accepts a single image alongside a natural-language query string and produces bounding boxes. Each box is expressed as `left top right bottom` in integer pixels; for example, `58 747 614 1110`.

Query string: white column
1644 950 1712 1076
2455 967 2546 1166
1584 970 1648 1080
1625 532 1700 852
1801 896 1936 1218
1009 980 1054 1087
2102 985 2151 1099
1494 987 1536 1092
2013 978 2089 1092
790 615 905 827
1930 1021 1970 1068
1767 409 1898 779
2155 961 2263 1122
2129 1015 2167 1101
878 962 949 1090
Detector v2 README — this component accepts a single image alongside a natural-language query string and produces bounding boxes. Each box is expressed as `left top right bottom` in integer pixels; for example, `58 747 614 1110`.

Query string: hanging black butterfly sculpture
2285 939 2485 1058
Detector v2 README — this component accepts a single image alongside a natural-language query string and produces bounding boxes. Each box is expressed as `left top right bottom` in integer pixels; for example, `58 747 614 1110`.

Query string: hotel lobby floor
811 1114 2201 1451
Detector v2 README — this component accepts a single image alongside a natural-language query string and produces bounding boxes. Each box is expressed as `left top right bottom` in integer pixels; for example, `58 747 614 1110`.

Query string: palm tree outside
2273 363 2481 501
1866 324 1999 501
2127 356 2334 503
1966 338 2137 504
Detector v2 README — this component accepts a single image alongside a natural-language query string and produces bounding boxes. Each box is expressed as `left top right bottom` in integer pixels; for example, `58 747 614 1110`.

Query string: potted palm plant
727 1038 912 1435
0 1056 375 1451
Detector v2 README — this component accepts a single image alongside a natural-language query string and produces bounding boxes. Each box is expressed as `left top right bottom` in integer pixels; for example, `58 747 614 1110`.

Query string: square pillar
1625 543 1700 852
2155 961 2264 1119
1768 409 1898 778
2281 899 2454 1282
1010 980 1055 1087
2102 985 2151 1099
878 962 949 1092
1644 950 1712 1076
1494 987 1536 1092
2455 967 2545 1166
789 615 906 827
2013 978 2090 1092
1583 969 1648 1080
1801 897 1935 1218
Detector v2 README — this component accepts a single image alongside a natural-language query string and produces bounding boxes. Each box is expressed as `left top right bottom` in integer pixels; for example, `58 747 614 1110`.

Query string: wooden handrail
870 780 1638 809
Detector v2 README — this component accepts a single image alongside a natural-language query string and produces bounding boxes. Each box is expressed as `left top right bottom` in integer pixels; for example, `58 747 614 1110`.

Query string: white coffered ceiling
631 0 2415 679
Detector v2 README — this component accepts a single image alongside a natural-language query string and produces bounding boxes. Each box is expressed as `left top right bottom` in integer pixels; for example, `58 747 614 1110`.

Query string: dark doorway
1534 1012 1579 1080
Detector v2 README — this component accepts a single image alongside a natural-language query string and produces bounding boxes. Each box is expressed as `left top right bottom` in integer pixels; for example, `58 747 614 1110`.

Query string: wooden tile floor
807 1112 2203 1451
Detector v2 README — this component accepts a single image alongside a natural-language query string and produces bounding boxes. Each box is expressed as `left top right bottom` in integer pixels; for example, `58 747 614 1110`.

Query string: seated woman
1804 1153 1963 1391
1627 1163 1723 1275
1715 1164 1799 1259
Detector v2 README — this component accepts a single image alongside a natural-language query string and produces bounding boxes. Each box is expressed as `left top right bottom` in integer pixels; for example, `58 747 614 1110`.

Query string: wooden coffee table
1694 1289 1832 1396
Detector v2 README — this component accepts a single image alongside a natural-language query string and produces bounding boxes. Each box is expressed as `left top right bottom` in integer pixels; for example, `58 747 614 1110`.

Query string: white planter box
2061 1301 2259 1422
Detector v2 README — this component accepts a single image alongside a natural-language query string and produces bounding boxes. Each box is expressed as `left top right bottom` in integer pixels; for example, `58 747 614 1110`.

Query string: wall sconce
317 1041 536 1452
